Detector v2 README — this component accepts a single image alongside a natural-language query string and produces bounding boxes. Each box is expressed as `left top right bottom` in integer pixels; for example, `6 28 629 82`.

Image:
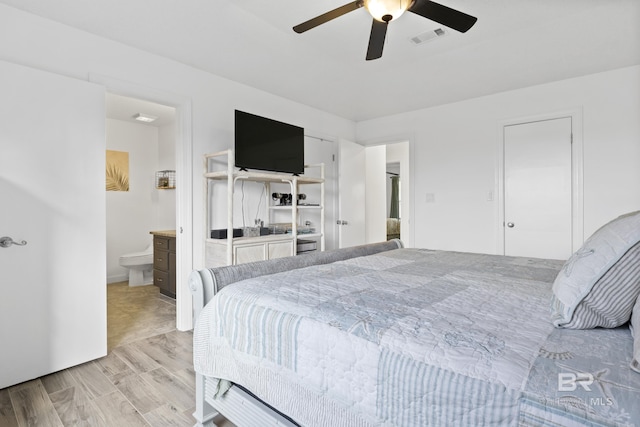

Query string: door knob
0 236 27 248
506 222 515 228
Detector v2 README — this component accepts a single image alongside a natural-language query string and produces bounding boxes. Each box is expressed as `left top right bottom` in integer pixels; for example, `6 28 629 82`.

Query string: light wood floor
0 282 232 427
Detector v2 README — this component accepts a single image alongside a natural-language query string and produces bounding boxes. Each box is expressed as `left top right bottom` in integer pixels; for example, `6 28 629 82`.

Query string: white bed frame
193 374 297 427
189 269 297 427
188 240 403 427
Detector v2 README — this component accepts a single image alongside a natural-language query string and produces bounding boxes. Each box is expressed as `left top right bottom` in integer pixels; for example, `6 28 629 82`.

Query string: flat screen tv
234 110 304 175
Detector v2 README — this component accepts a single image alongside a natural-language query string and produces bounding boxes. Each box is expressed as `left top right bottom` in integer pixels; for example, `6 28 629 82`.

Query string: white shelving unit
203 149 325 267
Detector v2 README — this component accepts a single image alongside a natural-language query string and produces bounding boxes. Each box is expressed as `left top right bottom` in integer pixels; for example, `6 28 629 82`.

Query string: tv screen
234 110 304 175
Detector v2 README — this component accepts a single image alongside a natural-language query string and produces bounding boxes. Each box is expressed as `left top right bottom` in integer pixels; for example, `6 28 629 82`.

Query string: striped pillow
557 242 640 329
631 297 640 373
551 211 640 329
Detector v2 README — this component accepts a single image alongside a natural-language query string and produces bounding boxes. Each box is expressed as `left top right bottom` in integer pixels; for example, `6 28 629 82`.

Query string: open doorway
386 162 401 241
381 141 411 246
105 93 178 349
338 139 411 248
91 73 194 331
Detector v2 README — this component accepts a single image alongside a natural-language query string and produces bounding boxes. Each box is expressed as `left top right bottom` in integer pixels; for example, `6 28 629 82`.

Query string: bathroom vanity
150 230 176 298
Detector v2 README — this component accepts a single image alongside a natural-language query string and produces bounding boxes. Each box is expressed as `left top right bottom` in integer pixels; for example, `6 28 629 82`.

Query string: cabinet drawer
234 244 266 264
154 268 169 290
152 233 176 298
154 250 169 271
154 236 169 250
268 240 294 259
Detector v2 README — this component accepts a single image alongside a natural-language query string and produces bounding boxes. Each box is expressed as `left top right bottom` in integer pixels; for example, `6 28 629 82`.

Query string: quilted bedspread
193 249 640 426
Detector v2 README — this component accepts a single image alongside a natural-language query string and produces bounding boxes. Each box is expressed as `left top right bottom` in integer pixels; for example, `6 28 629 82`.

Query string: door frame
355 135 415 248
383 140 411 247
496 108 584 256
90 73 194 330
304 133 338 251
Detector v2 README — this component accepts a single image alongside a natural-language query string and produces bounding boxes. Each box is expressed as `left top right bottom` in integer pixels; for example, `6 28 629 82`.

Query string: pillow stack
550 211 640 371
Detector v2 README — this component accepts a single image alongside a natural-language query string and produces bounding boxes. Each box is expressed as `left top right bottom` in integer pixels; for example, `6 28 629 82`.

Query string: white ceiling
3 0 639 121
106 93 175 127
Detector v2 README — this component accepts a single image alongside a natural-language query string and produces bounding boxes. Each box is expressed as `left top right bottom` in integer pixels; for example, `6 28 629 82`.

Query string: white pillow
551 211 640 328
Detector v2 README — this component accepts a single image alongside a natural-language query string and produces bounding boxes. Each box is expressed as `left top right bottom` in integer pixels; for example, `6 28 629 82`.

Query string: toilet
119 244 154 286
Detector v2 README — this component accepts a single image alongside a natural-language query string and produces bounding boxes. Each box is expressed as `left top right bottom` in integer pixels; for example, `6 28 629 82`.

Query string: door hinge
332 154 335 162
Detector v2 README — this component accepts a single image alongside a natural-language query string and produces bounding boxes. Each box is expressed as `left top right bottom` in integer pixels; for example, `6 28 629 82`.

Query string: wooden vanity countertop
150 230 176 238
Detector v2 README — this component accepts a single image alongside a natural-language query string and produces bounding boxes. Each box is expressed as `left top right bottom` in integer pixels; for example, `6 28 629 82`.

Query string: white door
504 117 572 260
0 61 107 388
304 137 338 250
338 139 366 248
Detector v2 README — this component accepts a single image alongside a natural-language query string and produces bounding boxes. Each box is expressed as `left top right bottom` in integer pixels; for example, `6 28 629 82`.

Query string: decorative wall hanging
155 170 176 189
106 150 130 191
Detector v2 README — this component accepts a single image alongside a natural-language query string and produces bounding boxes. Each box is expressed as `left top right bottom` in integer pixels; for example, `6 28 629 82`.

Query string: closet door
338 139 366 248
503 117 572 260
0 60 106 388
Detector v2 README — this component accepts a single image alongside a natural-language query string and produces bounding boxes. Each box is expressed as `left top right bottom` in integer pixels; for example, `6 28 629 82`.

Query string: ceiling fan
293 0 477 60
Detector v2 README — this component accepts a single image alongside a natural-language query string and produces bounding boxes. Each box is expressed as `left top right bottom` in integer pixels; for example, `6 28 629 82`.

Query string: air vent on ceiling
410 28 446 45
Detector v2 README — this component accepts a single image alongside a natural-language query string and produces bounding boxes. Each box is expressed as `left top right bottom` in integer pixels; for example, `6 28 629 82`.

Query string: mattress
193 248 640 426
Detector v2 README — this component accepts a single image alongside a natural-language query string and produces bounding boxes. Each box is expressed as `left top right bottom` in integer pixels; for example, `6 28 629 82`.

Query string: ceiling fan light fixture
364 0 412 22
292 0 477 60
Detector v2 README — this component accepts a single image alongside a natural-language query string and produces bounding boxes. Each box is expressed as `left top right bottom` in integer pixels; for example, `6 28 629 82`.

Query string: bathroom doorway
105 93 178 348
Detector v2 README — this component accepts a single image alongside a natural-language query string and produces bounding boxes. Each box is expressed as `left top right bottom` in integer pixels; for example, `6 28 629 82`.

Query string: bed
190 212 640 427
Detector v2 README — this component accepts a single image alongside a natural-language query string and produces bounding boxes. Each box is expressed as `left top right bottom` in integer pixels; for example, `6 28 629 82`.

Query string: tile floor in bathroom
0 282 234 427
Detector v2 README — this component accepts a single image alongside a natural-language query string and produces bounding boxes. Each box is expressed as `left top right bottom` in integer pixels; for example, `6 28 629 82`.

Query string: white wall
156 121 177 230
106 119 159 283
0 4 356 322
357 65 640 255
365 145 387 243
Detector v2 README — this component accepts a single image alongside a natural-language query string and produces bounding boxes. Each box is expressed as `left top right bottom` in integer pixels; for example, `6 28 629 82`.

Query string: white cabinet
203 150 324 267
267 239 296 259
205 234 296 266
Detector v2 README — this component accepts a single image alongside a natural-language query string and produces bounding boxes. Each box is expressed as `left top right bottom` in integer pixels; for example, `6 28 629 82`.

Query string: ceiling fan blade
408 0 477 33
366 19 387 61
293 1 363 33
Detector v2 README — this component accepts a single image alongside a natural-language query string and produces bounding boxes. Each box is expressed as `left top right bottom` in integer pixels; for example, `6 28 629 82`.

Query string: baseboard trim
107 274 129 284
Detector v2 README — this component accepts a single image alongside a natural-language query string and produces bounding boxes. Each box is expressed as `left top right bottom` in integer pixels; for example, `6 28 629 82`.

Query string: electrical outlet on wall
425 193 435 203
